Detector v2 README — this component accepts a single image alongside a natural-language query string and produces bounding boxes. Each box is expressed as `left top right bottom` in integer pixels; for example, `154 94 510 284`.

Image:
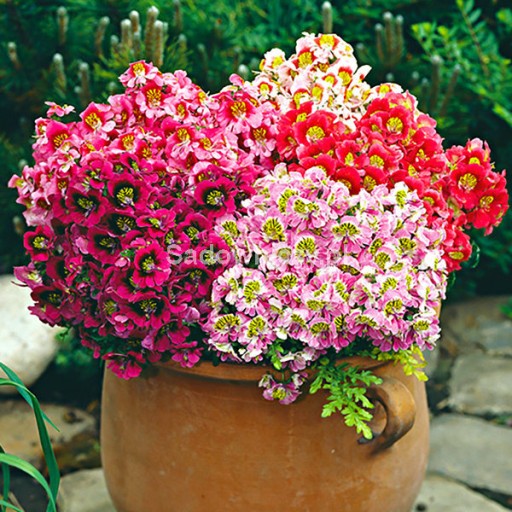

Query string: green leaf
493 103 512 127
0 364 58 431
309 375 323 394
373 346 429 382
310 359 382 437
0 500 23 512
497 9 512 30
468 8 482 24
0 454 57 512
0 375 60 510
1 445 10 512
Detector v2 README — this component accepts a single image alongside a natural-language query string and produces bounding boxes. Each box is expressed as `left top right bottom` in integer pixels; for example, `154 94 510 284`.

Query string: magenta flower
132 241 171 288
23 226 55 262
194 177 237 218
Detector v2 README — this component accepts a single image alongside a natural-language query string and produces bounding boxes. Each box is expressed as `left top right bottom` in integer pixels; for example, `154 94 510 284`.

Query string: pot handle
362 376 416 453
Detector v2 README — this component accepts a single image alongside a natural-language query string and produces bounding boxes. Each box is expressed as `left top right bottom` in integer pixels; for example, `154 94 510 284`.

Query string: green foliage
0 363 60 512
310 358 383 440
54 328 98 374
373 346 428 382
411 0 512 128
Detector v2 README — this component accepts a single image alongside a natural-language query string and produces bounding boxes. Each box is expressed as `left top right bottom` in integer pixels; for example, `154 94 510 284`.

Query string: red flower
124 292 171 330
330 167 362 193
178 213 212 246
360 93 414 144
136 209 176 238
171 341 202 368
442 224 472 272
299 154 338 176
361 167 387 192
468 184 509 235
30 284 68 325
449 163 489 210
154 320 191 352
294 110 339 146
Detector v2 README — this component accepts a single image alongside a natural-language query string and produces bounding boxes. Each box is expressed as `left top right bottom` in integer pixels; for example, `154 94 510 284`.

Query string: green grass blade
0 454 57 512
0 364 59 431
0 380 60 507
29 395 60 507
1 445 10 512
0 499 23 512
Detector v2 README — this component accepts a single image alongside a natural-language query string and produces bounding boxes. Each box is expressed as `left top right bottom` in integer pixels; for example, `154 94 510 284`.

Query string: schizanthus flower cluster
10 61 280 378
206 167 447 393
247 33 509 272
10 32 508 392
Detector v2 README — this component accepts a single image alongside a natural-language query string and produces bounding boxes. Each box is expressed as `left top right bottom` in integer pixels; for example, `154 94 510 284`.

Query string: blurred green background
1 0 511 298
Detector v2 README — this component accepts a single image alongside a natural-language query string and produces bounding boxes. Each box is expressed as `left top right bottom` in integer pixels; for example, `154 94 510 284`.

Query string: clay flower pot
101 357 429 512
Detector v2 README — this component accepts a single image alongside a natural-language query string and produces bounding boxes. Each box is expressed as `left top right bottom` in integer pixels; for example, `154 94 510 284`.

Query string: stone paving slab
440 296 512 356
429 413 512 496
58 468 115 512
0 400 96 469
449 354 512 416
413 473 509 511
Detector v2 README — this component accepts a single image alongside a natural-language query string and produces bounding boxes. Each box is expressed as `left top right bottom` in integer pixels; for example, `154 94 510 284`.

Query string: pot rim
151 355 390 383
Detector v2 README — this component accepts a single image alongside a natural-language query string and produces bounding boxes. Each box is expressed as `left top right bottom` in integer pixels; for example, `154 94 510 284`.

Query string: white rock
413 473 509 511
0 274 59 393
58 468 115 512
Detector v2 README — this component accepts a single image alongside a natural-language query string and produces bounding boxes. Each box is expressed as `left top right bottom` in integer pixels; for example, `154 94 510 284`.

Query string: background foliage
1 0 511 298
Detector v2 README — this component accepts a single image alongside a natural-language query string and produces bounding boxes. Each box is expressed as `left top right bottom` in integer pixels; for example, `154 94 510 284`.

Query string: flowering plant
10 33 508 438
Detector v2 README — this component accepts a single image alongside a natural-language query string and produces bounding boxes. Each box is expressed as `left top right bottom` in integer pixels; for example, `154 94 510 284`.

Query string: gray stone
423 346 439 378
429 414 512 496
479 323 512 356
0 274 60 393
449 354 512 416
0 400 96 469
439 296 512 356
413 473 509 512
58 468 115 512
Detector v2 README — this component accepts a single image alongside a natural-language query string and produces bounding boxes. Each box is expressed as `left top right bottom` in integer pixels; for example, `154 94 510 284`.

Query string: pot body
101 359 429 512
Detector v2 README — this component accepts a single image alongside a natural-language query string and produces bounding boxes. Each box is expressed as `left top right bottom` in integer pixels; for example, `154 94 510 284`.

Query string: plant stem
457 2 490 79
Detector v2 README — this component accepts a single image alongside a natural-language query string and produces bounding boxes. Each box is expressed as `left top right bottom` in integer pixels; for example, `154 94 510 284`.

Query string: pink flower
119 61 162 88
45 102 75 117
80 103 116 134
259 372 306 405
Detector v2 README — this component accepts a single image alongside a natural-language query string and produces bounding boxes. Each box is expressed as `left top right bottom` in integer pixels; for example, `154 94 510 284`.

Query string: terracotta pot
101 357 429 512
